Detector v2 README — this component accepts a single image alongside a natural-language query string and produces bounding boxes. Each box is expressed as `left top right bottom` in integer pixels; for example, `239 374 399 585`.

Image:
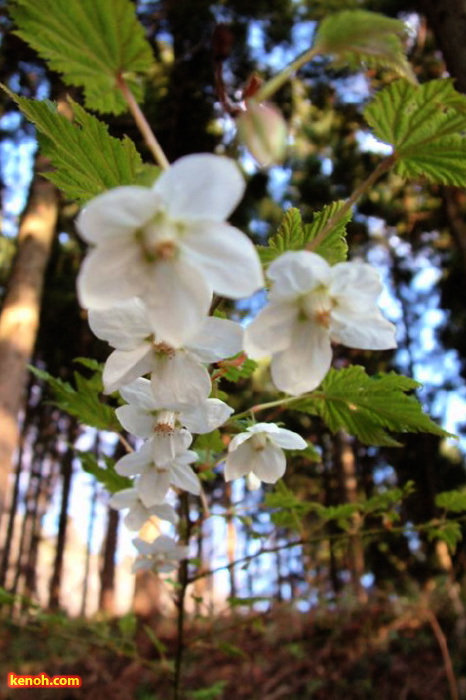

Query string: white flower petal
268 251 331 301
144 258 212 346
330 309 397 350
151 428 193 466
115 442 154 477
103 345 154 394
224 441 255 481
187 317 244 362
170 463 201 495
244 302 297 359
182 222 264 299
88 299 151 350
77 186 161 244
258 425 307 450
151 351 211 410
150 502 179 525
77 243 146 309
180 398 233 433
330 261 383 303
116 405 154 438
154 154 245 221
124 503 151 531
270 319 332 395
138 469 171 507
120 377 157 411
249 443 286 483
109 488 137 510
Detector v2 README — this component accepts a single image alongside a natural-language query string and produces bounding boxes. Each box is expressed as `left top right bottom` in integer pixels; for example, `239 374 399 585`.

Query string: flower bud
237 101 287 167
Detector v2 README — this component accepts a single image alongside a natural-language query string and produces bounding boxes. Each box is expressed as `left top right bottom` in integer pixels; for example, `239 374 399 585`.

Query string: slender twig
173 494 191 700
307 154 396 253
118 433 134 453
116 74 170 170
424 609 459 700
254 47 320 102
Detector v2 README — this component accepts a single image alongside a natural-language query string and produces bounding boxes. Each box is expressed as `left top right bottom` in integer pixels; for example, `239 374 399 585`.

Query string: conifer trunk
0 155 59 527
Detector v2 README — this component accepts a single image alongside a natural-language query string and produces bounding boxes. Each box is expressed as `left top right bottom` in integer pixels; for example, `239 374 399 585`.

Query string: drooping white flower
132 535 189 573
77 154 264 345
116 377 233 465
109 486 178 530
115 439 200 506
89 298 243 404
245 251 397 396
224 422 307 484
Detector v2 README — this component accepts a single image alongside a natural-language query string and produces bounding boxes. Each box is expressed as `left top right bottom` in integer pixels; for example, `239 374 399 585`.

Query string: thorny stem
117 75 170 171
173 493 191 700
307 154 396 253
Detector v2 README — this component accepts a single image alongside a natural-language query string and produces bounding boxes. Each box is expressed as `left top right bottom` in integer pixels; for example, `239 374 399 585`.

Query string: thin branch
424 609 459 700
307 154 396 253
116 75 170 171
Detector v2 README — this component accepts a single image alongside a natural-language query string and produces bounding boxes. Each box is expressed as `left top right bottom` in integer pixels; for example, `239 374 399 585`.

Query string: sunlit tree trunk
0 155 59 527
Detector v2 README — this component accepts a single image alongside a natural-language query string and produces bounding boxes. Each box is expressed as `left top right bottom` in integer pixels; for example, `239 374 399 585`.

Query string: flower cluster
77 154 396 572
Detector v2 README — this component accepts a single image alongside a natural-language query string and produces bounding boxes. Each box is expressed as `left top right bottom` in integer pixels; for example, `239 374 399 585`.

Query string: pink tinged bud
237 102 288 167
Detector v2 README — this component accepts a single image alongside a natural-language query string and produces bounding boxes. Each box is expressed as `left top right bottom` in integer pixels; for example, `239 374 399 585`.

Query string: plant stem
230 395 306 422
254 47 320 102
173 494 191 700
117 75 170 171
307 154 396 252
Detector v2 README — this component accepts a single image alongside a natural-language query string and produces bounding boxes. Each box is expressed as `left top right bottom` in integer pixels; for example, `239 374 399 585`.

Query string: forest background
1 0 466 698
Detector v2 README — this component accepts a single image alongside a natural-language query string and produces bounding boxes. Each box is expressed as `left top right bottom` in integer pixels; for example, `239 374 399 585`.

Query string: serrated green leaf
314 10 415 82
2 89 157 203
77 451 131 493
213 353 258 383
428 521 463 553
29 364 120 432
10 0 154 115
258 204 348 266
365 79 466 186
436 489 466 514
293 366 453 446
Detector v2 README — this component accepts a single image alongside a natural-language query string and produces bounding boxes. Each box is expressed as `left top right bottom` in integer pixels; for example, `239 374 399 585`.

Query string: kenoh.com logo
8 672 82 688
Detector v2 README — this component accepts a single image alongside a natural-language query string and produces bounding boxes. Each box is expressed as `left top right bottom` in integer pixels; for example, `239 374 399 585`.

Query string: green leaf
365 78 466 186
293 366 453 446
77 451 131 493
428 521 463 553
436 489 466 514
193 430 225 455
188 681 227 700
29 364 120 432
313 10 415 82
257 204 348 266
213 353 258 383
2 89 157 203
10 0 154 114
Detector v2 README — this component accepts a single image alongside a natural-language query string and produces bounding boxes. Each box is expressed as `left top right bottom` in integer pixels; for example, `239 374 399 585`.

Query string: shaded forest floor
0 594 465 700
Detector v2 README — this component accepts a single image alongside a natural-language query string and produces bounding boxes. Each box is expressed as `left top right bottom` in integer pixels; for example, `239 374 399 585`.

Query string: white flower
115 439 200 506
77 154 264 345
224 422 307 484
109 487 178 530
116 377 233 464
245 251 397 395
132 535 189 573
89 298 243 404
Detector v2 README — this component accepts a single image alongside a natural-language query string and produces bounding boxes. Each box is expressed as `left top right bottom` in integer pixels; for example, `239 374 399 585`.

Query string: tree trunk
0 155 59 527
99 506 119 615
334 431 367 604
420 0 466 94
48 420 77 610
